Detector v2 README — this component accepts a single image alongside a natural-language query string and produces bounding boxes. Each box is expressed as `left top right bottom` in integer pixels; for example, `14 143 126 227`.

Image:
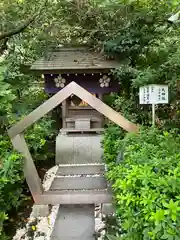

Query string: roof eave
30 67 119 74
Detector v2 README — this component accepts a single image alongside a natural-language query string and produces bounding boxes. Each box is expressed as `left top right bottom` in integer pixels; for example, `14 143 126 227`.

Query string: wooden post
152 104 155 126
98 93 103 101
98 93 104 128
62 100 67 129
11 134 43 202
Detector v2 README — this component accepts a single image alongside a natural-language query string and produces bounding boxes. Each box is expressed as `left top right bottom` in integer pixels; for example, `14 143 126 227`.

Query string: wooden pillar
62 100 67 129
98 93 103 101
11 134 43 203
98 93 104 128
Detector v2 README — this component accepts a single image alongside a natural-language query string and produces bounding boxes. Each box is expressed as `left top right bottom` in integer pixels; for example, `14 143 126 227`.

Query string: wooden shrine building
31 47 120 132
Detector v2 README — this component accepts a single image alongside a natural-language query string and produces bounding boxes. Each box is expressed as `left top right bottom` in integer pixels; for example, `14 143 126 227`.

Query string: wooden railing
8 81 139 203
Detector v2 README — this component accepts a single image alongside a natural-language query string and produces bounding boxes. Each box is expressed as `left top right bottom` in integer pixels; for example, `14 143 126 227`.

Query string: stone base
56 134 103 164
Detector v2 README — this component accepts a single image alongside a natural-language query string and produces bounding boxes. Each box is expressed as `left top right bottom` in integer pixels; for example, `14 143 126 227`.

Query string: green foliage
104 0 180 128
0 50 55 239
0 140 23 235
104 128 180 240
103 124 125 164
0 74 55 238
0 65 15 120
103 4 180 238
0 0 179 239
24 116 56 162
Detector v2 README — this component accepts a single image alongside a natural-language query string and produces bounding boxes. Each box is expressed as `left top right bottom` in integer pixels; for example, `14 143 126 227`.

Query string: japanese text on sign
139 84 168 104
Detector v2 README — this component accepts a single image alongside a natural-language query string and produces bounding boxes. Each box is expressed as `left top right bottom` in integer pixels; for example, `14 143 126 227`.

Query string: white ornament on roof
54 75 66 88
99 75 111 88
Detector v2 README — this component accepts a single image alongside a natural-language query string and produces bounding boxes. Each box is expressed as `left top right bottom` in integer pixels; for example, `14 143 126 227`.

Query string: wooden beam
8 81 138 139
8 82 74 138
11 134 43 203
29 69 112 74
36 190 112 205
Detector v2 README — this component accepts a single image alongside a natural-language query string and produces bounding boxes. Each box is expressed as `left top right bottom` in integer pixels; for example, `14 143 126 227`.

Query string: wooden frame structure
8 82 138 204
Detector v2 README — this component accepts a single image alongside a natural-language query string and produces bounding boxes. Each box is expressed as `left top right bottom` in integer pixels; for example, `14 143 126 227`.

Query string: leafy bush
0 62 56 238
24 116 56 162
0 138 24 236
0 116 55 239
104 127 180 240
103 124 125 164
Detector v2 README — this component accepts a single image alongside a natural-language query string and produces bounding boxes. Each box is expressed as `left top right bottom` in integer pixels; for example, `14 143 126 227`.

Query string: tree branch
0 14 37 41
0 0 48 55
0 38 8 55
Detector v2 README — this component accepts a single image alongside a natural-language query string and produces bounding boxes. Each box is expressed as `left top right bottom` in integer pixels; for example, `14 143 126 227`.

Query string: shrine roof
30 48 120 73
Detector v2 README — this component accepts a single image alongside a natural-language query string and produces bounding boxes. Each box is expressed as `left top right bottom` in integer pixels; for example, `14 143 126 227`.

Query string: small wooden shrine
31 47 120 132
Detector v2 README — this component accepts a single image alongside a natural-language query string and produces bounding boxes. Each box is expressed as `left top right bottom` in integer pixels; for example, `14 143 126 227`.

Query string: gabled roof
30 48 120 73
8 81 138 138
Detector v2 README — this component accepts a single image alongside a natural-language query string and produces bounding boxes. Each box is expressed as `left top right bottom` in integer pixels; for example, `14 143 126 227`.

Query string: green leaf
106 234 120 240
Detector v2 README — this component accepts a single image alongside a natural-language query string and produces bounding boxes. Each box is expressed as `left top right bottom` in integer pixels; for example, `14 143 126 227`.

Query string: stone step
57 164 105 176
50 175 107 190
50 204 95 240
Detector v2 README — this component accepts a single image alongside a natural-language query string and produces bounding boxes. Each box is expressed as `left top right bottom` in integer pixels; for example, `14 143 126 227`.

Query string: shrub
0 138 24 236
104 127 180 240
0 114 56 238
24 116 56 162
103 124 125 164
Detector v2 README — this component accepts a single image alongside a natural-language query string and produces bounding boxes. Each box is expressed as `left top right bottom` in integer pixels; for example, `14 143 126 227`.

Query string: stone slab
57 164 105 176
56 134 103 165
50 204 95 239
50 176 107 190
